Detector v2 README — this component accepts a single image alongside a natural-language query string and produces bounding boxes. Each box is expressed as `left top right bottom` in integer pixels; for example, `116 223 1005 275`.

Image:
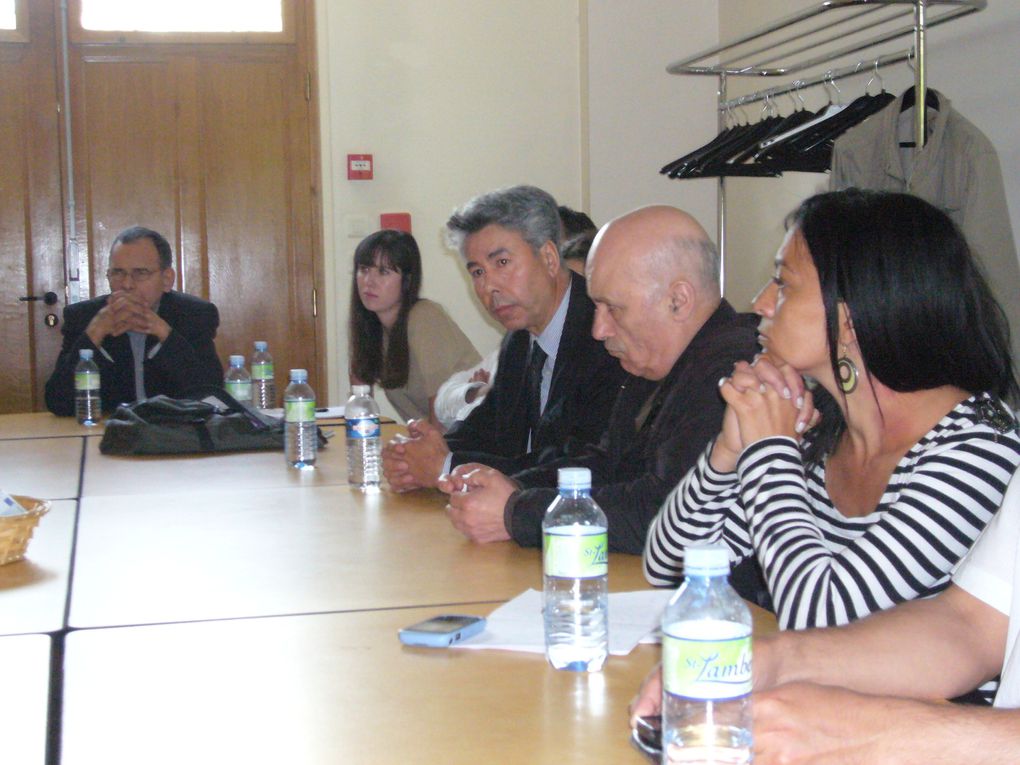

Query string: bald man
439 206 760 554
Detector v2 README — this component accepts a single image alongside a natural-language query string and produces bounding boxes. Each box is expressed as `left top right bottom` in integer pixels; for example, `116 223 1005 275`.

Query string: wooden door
0 0 323 414
0 3 65 413
65 1 324 405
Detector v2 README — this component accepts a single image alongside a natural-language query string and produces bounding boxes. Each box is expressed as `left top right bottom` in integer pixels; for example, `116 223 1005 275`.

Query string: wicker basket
0 495 50 566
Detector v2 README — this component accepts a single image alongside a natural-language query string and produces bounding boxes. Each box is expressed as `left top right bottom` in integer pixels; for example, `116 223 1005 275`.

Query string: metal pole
717 72 727 298
915 0 927 149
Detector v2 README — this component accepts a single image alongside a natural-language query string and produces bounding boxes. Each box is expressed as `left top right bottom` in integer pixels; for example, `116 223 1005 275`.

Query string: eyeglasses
106 267 161 282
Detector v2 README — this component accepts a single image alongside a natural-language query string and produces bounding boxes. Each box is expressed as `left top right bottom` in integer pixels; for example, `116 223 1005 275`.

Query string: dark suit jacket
44 290 224 416
445 270 626 474
505 301 760 554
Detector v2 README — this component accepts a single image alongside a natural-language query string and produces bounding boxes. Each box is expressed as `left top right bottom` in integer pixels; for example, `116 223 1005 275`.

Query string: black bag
98 387 317 456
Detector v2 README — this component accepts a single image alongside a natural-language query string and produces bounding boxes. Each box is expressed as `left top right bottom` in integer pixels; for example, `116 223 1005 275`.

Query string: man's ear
539 241 561 276
161 267 176 292
668 280 695 322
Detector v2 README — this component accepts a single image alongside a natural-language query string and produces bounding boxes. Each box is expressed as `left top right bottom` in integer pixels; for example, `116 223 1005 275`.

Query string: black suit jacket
445 270 626 474
44 290 224 416
505 302 760 553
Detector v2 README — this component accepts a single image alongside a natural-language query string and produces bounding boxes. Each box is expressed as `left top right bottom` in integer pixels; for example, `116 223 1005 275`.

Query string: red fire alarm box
380 213 412 233
347 154 373 180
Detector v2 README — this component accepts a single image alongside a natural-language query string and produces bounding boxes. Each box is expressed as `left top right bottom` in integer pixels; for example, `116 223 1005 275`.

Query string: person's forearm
764 586 1004 699
870 698 1020 765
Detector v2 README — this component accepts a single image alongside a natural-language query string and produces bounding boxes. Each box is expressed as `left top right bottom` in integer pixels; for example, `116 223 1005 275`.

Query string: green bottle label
75 371 100 391
285 399 315 423
662 620 752 700
252 362 274 380
225 380 252 399
543 528 608 578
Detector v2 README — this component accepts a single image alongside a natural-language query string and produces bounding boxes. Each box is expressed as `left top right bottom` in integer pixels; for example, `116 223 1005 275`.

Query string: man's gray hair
446 185 561 258
645 235 720 294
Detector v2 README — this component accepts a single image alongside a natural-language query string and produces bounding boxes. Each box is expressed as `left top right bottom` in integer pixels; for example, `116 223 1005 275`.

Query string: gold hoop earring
837 347 858 394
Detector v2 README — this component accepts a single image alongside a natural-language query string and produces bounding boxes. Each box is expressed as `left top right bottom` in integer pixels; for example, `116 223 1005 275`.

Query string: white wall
586 0 719 235
314 1 1020 411
315 1 584 410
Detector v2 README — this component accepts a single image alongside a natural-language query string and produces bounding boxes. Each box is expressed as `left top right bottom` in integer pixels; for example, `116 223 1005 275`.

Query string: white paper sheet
453 588 675 656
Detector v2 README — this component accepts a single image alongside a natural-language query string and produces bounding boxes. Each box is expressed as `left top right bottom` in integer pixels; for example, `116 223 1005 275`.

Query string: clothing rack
665 0 985 283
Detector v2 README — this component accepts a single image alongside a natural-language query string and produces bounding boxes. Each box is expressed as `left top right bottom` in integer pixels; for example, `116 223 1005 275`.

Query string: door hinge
312 287 318 317
305 71 312 102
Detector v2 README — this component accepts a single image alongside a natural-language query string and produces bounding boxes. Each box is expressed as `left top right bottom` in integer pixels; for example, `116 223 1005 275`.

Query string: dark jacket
505 301 760 554
44 290 223 416
445 270 626 474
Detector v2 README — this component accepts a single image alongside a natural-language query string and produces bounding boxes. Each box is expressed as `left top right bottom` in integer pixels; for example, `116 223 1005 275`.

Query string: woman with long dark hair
349 229 479 424
632 189 1020 725
645 189 1020 630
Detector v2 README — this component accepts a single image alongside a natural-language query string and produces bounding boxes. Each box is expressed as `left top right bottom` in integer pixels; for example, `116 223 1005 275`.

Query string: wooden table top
68 485 654 628
0 634 50 765
0 500 76 636
0 412 777 765
62 606 662 765
0 411 100 440
0 437 84 501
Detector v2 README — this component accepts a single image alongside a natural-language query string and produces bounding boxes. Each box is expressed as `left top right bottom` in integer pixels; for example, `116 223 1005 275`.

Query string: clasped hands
87 290 171 346
712 356 818 473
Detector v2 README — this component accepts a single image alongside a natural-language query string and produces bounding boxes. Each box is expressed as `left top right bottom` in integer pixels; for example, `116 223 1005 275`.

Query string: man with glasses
44 226 223 415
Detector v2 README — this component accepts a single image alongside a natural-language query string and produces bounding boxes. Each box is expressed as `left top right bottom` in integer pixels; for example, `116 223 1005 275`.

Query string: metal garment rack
665 0 985 284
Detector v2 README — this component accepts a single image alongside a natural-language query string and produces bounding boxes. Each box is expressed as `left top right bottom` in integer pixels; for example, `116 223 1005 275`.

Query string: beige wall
315 1 1020 407
316 1 584 411
585 0 719 233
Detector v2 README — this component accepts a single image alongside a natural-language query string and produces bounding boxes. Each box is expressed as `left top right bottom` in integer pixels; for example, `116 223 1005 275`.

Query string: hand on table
754 681 919 765
381 418 450 492
437 463 514 543
629 662 663 729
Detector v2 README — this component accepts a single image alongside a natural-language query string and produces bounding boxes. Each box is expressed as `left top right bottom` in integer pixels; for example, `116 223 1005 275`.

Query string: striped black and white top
645 393 1020 631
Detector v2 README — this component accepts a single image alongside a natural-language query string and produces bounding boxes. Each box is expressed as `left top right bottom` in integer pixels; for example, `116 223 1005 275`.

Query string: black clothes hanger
899 85 940 148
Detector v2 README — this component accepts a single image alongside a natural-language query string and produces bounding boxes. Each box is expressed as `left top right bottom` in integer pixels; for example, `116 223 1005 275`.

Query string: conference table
0 412 775 764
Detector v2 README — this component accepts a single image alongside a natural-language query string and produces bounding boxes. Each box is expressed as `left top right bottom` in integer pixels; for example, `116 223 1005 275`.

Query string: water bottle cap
557 467 592 490
229 355 245 367
351 384 371 397
254 341 268 351
289 368 308 382
685 544 731 576
79 349 93 360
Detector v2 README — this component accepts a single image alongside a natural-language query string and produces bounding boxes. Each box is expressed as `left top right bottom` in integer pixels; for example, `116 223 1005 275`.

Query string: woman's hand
715 359 817 463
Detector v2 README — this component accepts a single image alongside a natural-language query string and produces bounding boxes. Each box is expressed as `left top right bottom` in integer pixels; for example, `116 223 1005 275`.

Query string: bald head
587 205 718 295
586 206 720 380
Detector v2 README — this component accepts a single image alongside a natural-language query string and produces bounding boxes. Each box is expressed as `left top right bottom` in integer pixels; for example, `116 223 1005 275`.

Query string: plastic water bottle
661 544 752 765
251 341 276 409
345 384 381 492
224 355 252 404
74 348 101 426
284 368 317 469
542 467 608 672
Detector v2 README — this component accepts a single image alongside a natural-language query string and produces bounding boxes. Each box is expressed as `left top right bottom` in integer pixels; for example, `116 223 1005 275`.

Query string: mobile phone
397 614 486 648
631 715 662 762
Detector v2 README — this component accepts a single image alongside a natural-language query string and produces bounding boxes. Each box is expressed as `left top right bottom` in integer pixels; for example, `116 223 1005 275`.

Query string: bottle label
225 380 252 400
662 621 752 700
75 371 100 391
252 362 274 380
543 529 608 578
285 399 315 423
346 416 380 439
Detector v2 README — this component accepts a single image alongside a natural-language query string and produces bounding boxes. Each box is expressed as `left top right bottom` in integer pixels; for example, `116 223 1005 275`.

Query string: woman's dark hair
348 229 422 389
791 189 1017 463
